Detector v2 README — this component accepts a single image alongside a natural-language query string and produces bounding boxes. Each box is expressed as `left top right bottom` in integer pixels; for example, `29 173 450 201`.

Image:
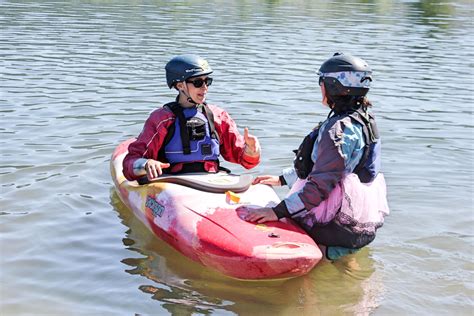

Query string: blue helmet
318 52 372 96
165 54 213 88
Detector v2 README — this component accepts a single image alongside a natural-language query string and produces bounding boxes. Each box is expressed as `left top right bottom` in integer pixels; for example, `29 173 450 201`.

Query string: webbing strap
200 104 220 144
167 103 191 154
162 102 219 155
349 108 378 174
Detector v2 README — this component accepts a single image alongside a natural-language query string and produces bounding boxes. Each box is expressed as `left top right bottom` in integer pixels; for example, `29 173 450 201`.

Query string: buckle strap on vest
162 101 220 156
167 103 191 154
349 108 379 175
200 103 220 144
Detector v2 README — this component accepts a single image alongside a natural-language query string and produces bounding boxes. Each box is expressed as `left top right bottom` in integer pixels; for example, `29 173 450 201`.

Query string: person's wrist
133 158 149 176
278 175 287 186
244 144 259 157
272 201 290 219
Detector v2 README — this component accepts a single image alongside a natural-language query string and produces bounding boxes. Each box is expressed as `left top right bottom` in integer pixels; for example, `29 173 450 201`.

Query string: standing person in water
123 54 261 182
240 53 389 260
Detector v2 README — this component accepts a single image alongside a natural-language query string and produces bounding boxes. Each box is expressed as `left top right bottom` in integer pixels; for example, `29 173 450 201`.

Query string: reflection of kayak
110 139 322 279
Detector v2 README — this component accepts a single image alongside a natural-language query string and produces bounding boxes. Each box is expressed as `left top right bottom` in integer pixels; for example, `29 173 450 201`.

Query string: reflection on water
410 0 455 26
111 190 383 315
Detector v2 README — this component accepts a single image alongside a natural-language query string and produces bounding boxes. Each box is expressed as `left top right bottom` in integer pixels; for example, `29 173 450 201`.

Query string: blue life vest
163 103 220 166
293 108 380 183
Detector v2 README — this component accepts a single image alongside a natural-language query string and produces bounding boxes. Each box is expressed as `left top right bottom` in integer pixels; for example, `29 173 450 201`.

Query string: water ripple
1 0 473 314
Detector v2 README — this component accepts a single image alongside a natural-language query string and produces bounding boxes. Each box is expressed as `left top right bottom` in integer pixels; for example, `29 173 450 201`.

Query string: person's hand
237 206 278 223
252 175 281 186
145 159 170 180
243 127 260 157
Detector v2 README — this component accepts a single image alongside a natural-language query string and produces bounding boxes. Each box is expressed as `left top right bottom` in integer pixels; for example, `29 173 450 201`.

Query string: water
1 0 473 314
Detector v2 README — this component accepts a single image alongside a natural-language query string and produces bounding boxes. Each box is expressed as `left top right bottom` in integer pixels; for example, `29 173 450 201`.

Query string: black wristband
272 200 291 219
279 175 287 186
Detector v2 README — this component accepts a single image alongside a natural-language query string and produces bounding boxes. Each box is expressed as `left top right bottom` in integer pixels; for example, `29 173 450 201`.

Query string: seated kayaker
239 53 390 260
123 54 261 182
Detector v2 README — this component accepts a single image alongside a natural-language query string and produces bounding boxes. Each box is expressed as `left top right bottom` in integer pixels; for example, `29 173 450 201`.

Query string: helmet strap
178 83 198 106
186 94 198 105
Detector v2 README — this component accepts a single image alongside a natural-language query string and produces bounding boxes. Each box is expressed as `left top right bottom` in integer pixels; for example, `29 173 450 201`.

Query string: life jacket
158 102 220 172
293 107 380 183
291 108 384 249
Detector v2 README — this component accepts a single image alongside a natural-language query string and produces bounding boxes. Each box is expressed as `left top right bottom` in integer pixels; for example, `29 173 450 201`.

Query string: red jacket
123 103 260 181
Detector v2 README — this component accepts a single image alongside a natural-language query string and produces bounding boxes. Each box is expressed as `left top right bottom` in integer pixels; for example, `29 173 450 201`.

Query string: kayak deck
111 139 321 279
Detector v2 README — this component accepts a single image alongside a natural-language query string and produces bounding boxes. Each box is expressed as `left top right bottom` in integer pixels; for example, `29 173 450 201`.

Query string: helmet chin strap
187 97 198 105
179 83 198 105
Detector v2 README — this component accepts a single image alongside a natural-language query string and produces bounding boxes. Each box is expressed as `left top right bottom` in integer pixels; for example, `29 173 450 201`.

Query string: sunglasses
186 77 213 88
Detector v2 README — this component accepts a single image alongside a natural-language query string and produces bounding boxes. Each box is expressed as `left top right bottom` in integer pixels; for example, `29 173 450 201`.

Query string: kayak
110 139 322 279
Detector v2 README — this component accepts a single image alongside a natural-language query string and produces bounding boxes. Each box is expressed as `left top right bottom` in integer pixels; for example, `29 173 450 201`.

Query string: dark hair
326 94 372 114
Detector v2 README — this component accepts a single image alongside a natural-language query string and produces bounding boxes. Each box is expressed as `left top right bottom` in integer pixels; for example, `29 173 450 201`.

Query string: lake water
1 0 473 315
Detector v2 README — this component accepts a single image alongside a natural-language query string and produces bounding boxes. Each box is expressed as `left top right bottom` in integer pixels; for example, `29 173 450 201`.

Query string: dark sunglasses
186 77 213 88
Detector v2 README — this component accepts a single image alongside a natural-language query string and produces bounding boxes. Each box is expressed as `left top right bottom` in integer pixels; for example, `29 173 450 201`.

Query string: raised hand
243 127 260 157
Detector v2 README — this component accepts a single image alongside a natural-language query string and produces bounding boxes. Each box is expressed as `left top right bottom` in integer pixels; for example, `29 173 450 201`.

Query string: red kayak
111 139 322 279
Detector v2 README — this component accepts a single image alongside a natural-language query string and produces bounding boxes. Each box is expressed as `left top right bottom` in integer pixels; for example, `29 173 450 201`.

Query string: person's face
179 75 212 104
320 82 329 107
